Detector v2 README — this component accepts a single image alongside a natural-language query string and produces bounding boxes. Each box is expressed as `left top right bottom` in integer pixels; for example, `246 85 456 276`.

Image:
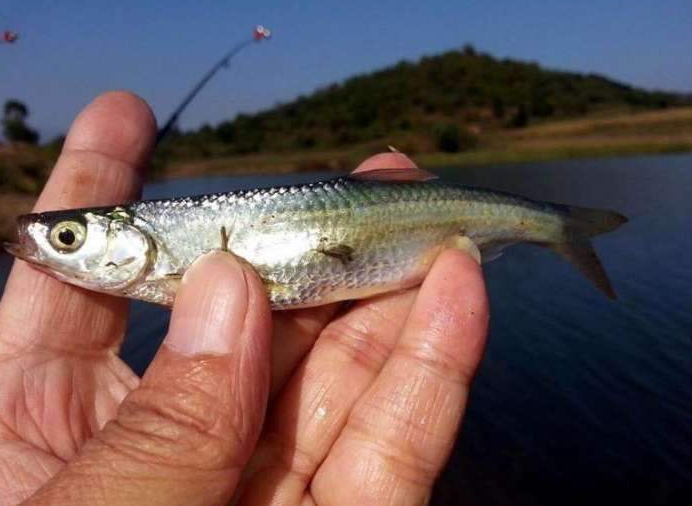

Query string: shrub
492 97 506 119
508 104 529 128
435 124 478 153
2 100 39 145
3 120 39 144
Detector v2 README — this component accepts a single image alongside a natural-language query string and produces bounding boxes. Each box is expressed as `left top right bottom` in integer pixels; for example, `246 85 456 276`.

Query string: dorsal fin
350 167 437 182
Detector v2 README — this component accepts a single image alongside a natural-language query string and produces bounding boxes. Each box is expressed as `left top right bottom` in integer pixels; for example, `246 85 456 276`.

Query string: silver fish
4 172 627 309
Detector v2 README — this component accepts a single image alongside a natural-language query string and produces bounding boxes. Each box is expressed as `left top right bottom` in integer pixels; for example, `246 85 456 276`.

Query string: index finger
0 91 156 353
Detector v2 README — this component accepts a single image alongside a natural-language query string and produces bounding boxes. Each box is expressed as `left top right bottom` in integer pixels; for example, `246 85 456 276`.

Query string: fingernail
165 252 249 355
444 236 481 264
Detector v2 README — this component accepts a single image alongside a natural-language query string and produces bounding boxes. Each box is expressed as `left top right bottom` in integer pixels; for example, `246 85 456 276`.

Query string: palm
0 92 154 503
0 345 133 441
0 93 488 506
0 255 330 503
0 263 145 505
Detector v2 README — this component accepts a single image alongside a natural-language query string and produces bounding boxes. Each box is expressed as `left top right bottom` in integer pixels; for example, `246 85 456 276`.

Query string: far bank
2 107 692 242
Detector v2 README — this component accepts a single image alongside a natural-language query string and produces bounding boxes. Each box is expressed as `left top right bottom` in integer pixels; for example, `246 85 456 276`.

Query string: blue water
1 154 691 505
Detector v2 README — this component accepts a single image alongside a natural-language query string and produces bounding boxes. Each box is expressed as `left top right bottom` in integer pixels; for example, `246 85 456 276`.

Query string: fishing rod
156 25 271 145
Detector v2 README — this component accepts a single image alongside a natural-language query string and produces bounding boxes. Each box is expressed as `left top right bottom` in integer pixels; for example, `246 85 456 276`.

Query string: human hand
0 92 489 506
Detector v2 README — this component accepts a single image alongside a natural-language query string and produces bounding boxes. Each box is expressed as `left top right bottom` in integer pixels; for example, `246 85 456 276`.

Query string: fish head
4 208 153 292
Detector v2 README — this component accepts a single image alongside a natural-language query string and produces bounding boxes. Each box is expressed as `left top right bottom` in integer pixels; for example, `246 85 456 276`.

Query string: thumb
29 252 272 506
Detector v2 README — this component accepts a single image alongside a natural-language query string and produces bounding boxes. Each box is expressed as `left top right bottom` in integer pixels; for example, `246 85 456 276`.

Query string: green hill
162 45 689 160
2 47 692 241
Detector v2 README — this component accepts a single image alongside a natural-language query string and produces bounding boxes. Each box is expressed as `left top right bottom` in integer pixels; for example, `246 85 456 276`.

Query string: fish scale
124 177 564 308
6 175 628 308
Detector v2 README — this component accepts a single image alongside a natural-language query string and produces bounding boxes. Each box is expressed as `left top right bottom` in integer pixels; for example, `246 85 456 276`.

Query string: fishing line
155 25 271 145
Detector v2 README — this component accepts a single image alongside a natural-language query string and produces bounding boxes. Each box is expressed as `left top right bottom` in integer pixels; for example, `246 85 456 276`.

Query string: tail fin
567 206 628 237
545 206 627 299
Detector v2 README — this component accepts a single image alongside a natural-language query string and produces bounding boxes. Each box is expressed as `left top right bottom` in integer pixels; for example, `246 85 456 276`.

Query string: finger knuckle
395 341 475 386
57 151 102 193
351 388 453 455
319 309 396 373
376 440 439 489
251 431 320 483
350 431 440 489
101 381 245 472
53 150 133 205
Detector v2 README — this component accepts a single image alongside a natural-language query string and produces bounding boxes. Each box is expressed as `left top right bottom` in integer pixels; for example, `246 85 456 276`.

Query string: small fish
4 168 627 309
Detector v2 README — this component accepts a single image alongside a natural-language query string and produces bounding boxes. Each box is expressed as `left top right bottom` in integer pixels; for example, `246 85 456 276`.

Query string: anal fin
480 243 514 264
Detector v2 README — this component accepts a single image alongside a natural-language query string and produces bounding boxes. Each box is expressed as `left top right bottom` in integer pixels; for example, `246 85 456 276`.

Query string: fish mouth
4 213 41 262
4 240 62 283
3 241 35 262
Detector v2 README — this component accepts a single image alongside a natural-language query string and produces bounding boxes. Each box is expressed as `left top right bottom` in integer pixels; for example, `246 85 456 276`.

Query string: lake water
1 154 691 505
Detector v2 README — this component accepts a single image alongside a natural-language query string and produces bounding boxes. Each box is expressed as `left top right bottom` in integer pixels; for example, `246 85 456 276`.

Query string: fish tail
566 205 628 237
545 206 628 299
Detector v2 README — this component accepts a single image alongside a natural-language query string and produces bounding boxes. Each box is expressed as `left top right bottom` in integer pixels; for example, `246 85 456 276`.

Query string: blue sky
1 0 690 140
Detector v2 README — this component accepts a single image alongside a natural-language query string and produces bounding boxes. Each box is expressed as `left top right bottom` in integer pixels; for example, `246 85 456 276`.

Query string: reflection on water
1 154 691 505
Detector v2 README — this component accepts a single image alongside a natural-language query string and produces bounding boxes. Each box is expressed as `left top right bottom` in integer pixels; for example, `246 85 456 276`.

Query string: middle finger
237 288 418 505
264 151 422 397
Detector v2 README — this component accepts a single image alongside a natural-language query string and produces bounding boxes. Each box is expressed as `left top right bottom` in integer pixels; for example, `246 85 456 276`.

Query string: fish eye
49 221 86 252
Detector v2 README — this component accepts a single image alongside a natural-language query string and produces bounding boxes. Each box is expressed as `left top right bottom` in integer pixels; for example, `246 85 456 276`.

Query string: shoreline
2 145 691 243
162 107 692 178
3 106 692 241
163 136 692 179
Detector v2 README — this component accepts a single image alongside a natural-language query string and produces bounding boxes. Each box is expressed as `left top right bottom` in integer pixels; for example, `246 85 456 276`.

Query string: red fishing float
2 30 18 43
253 25 271 41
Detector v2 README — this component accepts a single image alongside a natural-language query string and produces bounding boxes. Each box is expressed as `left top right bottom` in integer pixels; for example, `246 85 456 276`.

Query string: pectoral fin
480 242 515 263
317 243 355 264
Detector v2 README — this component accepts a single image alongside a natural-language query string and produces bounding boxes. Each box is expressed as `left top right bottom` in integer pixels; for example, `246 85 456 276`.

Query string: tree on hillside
3 99 39 144
4 100 27 119
509 104 529 128
492 97 506 119
158 47 690 159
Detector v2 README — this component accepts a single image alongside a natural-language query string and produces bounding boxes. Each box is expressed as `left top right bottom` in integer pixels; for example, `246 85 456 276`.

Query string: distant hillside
162 45 690 159
2 46 691 244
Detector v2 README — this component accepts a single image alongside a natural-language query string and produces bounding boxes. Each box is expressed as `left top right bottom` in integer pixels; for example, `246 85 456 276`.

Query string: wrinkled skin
0 92 489 506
